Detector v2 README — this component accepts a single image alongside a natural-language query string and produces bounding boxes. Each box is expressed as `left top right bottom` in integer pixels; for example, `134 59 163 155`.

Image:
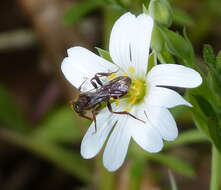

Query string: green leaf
173 8 194 27
165 129 208 149
129 157 146 190
0 129 91 182
193 95 216 117
148 153 195 177
203 45 221 87
216 51 221 72
208 117 221 153
159 27 194 66
0 84 29 132
32 107 83 143
96 47 113 62
114 0 128 10
203 44 216 67
186 93 209 136
169 170 178 190
130 143 195 177
157 45 175 64
142 4 148 14
63 0 105 25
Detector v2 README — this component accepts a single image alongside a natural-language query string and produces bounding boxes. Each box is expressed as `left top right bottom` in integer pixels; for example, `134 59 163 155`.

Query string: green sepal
151 25 164 53
96 47 113 62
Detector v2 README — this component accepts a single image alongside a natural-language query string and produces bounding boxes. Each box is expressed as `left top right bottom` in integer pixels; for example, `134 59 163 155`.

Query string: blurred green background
0 0 220 189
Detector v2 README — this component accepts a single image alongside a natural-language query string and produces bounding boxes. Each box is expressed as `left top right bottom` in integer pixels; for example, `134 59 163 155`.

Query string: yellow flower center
108 66 146 111
128 78 146 105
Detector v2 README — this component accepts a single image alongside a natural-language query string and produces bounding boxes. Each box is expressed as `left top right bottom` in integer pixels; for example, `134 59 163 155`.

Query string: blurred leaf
165 129 208 149
208 117 221 154
0 129 91 182
96 47 113 62
63 0 106 25
173 8 194 26
0 84 29 132
142 4 148 14
183 28 195 66
186 93 209 136
114 0 128 9
148 153 195 177
157 45 175 63
32 107 83 143
203 44 216 67
130 143 195 177
203 45 221 87
159 27 194 66
216 50 221 72
194 95 216 117
130 157 146 190
169 170 178 190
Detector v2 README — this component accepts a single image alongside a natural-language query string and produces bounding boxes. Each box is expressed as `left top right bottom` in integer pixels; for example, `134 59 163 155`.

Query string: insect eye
74 103 81 113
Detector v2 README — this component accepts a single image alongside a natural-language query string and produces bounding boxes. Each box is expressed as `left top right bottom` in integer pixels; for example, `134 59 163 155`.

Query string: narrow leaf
208 117 221 153
63 0 105 25
148 153 195 177
169 170 178 190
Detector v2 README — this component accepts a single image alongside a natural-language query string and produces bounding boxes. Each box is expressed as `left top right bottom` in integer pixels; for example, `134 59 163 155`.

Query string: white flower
61 12 202 171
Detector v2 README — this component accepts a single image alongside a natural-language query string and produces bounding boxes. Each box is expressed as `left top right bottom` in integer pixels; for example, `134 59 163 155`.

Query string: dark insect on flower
69 71 144 132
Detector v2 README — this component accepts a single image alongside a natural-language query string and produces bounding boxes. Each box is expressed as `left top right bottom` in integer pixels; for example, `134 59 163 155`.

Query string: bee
70 71 144 132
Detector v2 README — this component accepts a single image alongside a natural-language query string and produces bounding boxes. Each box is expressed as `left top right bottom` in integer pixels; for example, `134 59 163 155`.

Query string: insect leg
92 103 102 134
90 75 100 88
90 67 120 87
79 112 93 121
107 101 145 123
78 78 88 91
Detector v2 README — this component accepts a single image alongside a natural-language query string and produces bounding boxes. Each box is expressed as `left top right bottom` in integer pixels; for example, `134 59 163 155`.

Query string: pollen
123 72 128 76
128 66 135 74
115 98 119 106
127 78 146 105
124 106 132 112
108 73 117 80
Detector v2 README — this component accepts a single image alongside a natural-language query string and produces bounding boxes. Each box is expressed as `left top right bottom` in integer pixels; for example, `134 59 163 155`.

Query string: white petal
130 107 163 153
131 14 154 77
103 116 131 171
61 47 117 91
109 13 153 77
109 13 135 73
147 64 202 88
80 107 117 159
145 106 178 141
145 86 192 108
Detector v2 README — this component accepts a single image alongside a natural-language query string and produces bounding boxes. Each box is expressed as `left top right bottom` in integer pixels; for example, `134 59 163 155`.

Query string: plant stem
210 145 221 190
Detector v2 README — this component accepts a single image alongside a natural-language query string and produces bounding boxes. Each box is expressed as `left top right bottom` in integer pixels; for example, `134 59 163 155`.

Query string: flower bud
148 0 173 27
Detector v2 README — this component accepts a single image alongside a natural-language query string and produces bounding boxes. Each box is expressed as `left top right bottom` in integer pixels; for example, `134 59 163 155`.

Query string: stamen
129 96 136 104
125 106 132 112
127 78 146 105
128 66 135 74
108 73 116 80
123 72 128 76
115 98 119 106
